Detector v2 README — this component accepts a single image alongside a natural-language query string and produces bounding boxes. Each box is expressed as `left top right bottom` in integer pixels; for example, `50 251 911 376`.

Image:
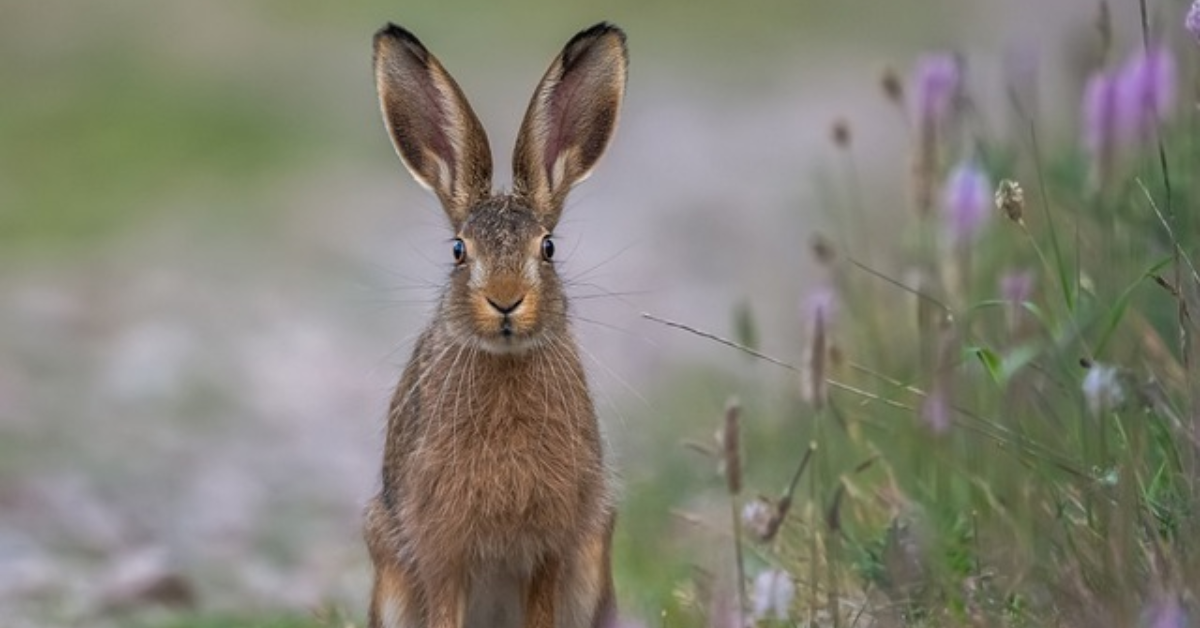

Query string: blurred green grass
0 0 957 255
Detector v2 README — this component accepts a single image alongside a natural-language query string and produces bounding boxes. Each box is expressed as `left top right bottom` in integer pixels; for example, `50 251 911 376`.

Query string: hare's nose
486 295 525 315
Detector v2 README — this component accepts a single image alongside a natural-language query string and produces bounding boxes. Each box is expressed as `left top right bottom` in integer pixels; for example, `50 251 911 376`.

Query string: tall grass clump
654 2 1200 626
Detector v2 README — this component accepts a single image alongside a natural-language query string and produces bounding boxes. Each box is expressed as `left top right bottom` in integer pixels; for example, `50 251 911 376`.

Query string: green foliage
621 36 1200 628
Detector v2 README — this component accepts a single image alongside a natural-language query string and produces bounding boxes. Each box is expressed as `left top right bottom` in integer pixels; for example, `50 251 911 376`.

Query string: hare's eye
541 237 555 261
452 239 466 264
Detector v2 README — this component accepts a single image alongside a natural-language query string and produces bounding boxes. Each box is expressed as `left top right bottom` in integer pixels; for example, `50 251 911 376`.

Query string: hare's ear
513 23 627 227
374 24 492 227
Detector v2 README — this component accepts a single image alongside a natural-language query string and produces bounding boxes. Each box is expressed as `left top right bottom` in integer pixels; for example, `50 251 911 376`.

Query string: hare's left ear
512 23 628 228
374 24 493 228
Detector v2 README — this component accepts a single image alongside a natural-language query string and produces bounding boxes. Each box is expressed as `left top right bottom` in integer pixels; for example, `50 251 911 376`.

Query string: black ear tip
571 22 627 49
374 22 429 57
374 22 411 43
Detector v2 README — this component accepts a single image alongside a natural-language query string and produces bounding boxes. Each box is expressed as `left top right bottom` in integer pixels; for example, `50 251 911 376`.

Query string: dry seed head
722 398 742 495
995 178 1025 225
831 118 852 148
1095 1 1112 61
911 122 936 217
800 288 836 410
804 310 828 411
809 232 836 266
826 483 847 532
828 341 844 371
881 66 904 105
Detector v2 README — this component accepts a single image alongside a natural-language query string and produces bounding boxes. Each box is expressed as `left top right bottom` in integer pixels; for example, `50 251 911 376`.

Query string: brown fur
365 21 628 628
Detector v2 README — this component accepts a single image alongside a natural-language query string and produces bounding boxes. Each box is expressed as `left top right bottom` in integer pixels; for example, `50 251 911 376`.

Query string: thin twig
641 312 800 372
642 312 922 414
1140 0 1194 454
758 440 818 544
785 442 818 501
1027 119 1074 313
848 258 951 314
644 311 1092 477
722 400 747 616
1134 178 1200 289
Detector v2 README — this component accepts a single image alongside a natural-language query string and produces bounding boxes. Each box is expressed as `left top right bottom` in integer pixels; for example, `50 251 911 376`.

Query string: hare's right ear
374 24 492 227
513 23 628 228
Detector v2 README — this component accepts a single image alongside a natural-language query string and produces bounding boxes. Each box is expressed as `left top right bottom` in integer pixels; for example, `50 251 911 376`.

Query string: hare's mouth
467 291 542 353
468 309 546 354
476 327 540 355
463 313 537 354
494 312 539 344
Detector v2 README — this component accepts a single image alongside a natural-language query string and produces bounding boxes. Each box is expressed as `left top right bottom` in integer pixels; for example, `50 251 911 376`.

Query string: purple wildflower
1082 70 1118 159
1000 269 1035 335
1003 41 1039 117
1144 595 1187 628
1116 45 1177 143
912 53 961 127
1187 1 1200 45
941 162 991 245
921 390 951 433
800 285 836 410
802 284 838 325
1000 269 1035 306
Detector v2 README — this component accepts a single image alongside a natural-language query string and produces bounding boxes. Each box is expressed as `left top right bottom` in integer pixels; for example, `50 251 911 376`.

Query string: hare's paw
368 562 420 628
555 516 617 628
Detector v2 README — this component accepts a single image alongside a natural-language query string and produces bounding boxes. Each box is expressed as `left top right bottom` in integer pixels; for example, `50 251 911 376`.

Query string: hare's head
373 23 627 354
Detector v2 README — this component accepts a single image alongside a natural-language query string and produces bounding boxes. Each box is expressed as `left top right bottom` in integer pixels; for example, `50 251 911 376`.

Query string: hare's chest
457 404 598 509
412 403 602 552
405 354 604 554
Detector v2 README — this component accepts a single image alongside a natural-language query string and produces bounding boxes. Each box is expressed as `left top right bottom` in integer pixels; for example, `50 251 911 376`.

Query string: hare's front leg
524 555 562 628
368 561 420 628
365 498 423 628
552 517 617 628
420 560 467 628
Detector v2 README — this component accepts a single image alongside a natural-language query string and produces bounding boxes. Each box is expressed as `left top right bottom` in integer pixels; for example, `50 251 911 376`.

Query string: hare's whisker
570 315 661 348
573 339 650 422
563 240 640 283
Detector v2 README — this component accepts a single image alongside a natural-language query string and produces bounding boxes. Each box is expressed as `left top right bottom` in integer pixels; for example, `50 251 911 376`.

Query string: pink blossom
1082 69 1118 159
1116 45 1177 143
941 162 991 244
912 53 960 127
801 285 838 326
921 390 951 433
1144 595 1187 628
999 270 1035 306
800 285 836 409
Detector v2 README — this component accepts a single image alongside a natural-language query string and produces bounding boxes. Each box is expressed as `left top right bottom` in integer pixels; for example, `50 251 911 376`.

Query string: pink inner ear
413 79 456 185
540 70 586 180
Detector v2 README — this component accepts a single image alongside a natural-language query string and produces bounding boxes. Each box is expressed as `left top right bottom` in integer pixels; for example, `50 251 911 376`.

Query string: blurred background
0 0 1161 625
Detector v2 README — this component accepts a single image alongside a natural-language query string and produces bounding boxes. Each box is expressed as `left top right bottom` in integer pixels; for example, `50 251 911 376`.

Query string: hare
363 21 628 628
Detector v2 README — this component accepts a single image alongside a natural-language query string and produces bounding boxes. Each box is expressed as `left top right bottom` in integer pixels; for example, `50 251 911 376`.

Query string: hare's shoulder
387 328 439 418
